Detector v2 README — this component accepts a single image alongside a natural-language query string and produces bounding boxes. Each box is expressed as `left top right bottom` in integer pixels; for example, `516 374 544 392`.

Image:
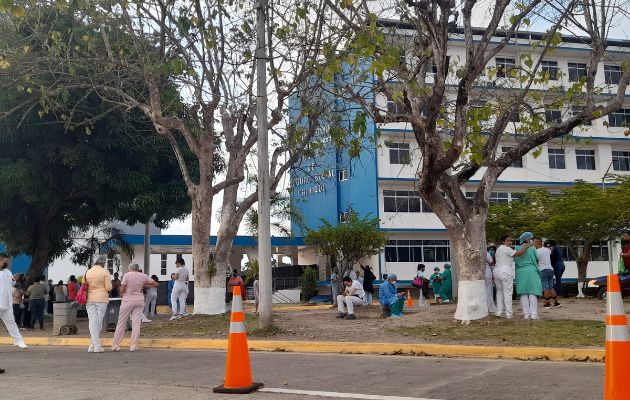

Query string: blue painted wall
0 243 31 275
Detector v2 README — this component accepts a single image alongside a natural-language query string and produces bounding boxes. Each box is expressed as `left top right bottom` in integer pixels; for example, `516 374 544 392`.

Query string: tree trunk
190 188 224 314
576 258 589 298
451 214 489 322
213 185 240 311
27 221 51 280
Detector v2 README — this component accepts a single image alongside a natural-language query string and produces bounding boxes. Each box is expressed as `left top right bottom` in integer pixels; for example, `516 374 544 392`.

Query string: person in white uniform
0 253 27 349
336 276 365 320
485 246 497 314
493 235 530 319
170 258 190 320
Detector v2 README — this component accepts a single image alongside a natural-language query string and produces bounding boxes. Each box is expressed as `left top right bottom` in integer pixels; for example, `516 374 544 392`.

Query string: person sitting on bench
379 274 406 318
336 276 365 320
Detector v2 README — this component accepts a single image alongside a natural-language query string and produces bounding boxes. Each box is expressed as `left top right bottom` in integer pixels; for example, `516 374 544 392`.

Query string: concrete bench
352 304 390 318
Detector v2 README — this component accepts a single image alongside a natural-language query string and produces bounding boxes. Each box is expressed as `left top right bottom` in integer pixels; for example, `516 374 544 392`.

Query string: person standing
514 233 542 320
47 279 55 315
84 255 112 353
227 269 246 301
67 275 79 302
437 263 453 303
25 276 48 330
429 267 442 300
144 275 159 318
111 262 159 352
415 264 430 306
0 254 27 349
167 273 176 311
253 274 260 313
360 265 376 305
12 276 25 329
110 272 121 298
169 258 189 320
620 232 630 274
493 235 530 319
330 268 340 306
54 280 67 303
546 240 565 297
485 246 497 314
535 239 561 309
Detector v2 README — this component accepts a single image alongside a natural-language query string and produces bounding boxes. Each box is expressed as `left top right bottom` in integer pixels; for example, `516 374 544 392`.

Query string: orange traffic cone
213 285 263 394
406 289 413 308
604 274 630 400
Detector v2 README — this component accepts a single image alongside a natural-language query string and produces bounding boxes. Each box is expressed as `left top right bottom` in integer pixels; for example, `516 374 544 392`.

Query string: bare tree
322 0 630 320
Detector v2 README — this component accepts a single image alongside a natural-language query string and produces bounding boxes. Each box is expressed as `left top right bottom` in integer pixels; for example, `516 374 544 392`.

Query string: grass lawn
141 314 282 338
394 318 605 347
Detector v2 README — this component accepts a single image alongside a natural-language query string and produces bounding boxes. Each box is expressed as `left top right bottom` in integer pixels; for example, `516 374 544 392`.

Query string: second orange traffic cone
406 289 413 307
213 285 263 394
604 274 630 400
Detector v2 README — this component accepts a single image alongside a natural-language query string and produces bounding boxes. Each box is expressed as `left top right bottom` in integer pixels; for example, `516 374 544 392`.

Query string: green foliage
70 225 134 267
242 258 259 286
300 266 318 302
305 211 388 276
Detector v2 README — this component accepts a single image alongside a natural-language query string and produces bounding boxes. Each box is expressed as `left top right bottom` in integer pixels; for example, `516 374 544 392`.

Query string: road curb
0 337 604 362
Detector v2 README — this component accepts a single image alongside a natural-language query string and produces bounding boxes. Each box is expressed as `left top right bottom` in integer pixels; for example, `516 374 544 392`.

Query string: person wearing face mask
0 253 28 349
378 274 406 318
169 258 190 320
227 269 246 301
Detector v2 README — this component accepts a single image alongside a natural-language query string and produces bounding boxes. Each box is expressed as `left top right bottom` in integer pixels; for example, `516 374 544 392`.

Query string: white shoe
93 347 104 353
14 340 28 349
505 314 513 319
523 315 530 320
531 315 539 320
88 345 94 353
141 318 152 323
169 315 179 321
181 313 190 317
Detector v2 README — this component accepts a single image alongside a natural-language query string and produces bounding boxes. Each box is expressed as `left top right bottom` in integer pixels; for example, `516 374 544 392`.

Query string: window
338 169 349 181
339 211 349 223
160 254 167 275
501 146 523 168
541 60 559 80
495 57 516 78
612 150 630 172
559 242 609 262
489 192 509 204
429 56 450 77
389 142 410 165
604 64 622 85
385 85 410 115
545 107 562 123
608 108 630 127
548 148 566 169
568 62 587 82
385 240 450 263
383 190 432 213
576 149 596 170
106 255 114 275
572 106 591 125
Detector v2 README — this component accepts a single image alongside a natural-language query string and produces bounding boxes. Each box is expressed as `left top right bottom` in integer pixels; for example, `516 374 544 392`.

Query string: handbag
76 278 88 305
412 276 423 288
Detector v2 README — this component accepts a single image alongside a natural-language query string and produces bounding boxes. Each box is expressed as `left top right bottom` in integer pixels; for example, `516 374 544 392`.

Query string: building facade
290 23 630 281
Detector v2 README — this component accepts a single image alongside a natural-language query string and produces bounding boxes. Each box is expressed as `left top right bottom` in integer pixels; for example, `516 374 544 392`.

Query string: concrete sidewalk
0 336 604 362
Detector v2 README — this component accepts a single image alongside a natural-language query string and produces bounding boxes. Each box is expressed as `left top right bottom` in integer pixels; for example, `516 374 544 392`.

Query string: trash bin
105 298 122 332
53 302 78 336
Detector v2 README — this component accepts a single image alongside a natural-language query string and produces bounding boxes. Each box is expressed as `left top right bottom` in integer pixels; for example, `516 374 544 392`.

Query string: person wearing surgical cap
378 274 406 318
437 263 453 303
515 233 542 320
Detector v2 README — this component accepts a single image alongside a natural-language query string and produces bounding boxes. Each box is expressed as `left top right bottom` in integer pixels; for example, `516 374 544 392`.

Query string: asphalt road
0 345 602 400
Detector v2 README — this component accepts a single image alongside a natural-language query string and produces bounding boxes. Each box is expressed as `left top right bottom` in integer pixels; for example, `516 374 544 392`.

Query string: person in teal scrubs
438 263 453 303
429 267 442 300
514 232 542 320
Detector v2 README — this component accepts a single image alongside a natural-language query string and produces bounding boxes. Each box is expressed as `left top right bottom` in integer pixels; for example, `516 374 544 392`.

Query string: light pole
256 0 273 328
602 160 615 275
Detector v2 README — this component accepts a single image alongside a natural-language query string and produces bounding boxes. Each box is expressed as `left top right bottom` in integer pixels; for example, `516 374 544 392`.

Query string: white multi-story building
290 22 630 282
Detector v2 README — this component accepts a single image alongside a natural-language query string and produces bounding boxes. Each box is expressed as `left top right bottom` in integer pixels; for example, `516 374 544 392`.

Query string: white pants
86 303 107 349
364 292 373 305
520 294 538 319
144 292 157 317
337 295 364 315
0 307 23 342
493 270 514 318
171 285 188 315
485 276 496 313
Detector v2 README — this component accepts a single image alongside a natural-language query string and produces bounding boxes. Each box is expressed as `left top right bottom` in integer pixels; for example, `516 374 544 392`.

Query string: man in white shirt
535 238 561 309
336 276 365 320
493 235 530 319
170 258 190 320
0 254 27 349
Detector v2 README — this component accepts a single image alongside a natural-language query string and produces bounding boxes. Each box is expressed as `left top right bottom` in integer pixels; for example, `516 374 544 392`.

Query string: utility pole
256 0 272 328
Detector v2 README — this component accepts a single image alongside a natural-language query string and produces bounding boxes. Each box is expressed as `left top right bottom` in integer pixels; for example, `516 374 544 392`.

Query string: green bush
300 267 318 302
